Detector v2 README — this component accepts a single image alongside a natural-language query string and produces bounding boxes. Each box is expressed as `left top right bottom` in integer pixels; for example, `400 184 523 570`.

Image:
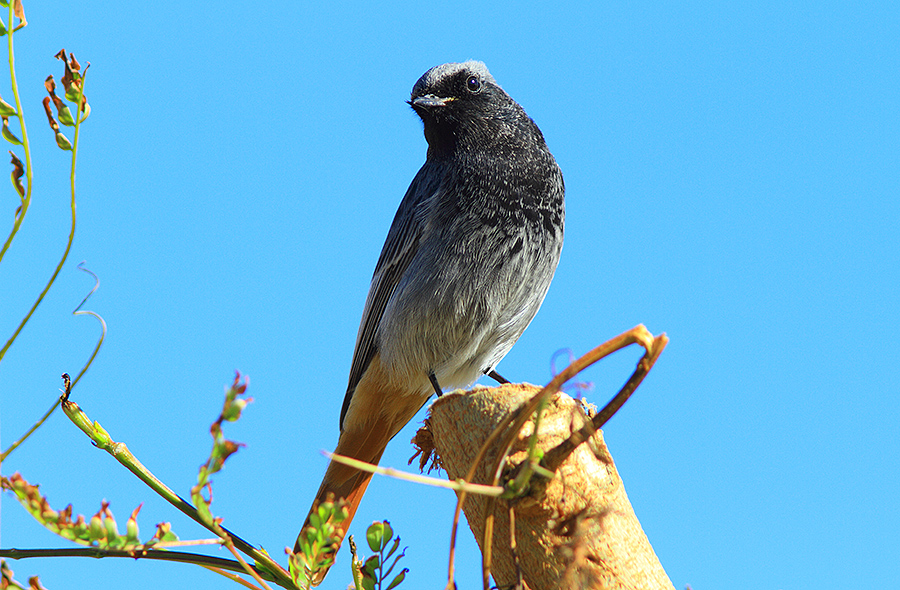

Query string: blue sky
2 1 898 589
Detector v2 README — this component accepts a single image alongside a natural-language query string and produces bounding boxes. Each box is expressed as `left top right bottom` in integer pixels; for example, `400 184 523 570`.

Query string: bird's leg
428 372 443 397
487 369 510 384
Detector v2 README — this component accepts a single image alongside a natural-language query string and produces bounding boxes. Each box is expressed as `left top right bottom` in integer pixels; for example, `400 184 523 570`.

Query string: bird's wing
339 162 443 429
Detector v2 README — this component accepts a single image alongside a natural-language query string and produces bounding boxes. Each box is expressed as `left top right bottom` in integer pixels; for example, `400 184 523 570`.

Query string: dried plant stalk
428 384 674 590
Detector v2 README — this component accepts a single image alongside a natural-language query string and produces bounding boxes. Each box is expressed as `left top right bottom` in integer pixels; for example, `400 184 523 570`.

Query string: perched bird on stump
296 61 565 585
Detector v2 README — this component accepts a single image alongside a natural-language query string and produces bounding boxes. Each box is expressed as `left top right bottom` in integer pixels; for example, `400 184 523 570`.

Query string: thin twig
482 500 494 590
543 334 668 473
0 398 58 462
444 496 462 590
198 566 263 590
487 327 659 489
224 537 272 590
69 262 107 385
0 548 272 579
325 451 504 497
509 505 523 590
145 538 223 549
0 265 107 462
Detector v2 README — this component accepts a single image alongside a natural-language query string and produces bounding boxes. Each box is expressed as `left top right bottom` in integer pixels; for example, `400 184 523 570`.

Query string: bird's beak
410 94 454 109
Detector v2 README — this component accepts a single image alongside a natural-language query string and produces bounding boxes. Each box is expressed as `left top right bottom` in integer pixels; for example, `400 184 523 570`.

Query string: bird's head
408 61 518 152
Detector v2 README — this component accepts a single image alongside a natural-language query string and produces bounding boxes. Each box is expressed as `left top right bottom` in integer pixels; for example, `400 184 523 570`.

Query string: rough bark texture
427 384 674 590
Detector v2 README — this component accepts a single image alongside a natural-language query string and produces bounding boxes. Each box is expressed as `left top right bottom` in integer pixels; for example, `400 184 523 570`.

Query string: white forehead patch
411 61 499 98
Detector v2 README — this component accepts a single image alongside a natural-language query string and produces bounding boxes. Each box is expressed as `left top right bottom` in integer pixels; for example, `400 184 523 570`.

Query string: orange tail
295 420 392 586
296 355 428 586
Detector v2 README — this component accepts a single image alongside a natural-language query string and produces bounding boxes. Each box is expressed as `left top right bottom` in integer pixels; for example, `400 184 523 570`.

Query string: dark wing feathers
339 163 443 429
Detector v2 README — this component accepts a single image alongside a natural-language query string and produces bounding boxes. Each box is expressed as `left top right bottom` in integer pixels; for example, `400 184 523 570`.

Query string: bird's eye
466 75 482 93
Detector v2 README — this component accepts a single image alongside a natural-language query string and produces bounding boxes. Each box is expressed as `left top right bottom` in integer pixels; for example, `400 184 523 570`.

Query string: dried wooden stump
427 384 674 590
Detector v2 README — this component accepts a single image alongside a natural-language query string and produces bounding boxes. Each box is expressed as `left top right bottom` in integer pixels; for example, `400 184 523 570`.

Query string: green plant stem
224 539 274 590
0 201 74 363
0 267 106 462
60 398 296 589
0 75 106 463
0 73 89 463
0 55 79 366
0 547 274 580
0 398 58 462
0 0 32 265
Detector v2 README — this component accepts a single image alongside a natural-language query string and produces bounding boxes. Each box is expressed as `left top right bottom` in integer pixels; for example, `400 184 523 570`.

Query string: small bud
89 514 104 542
126 516 139 543
56 103 74 126
92 421 112 444
11 475 25 493
40 506 59 523
222 398 248 421
64 81 82 103
153 521 179 543
55 132 72 151
12 0 24 28
104 512 120 544
72 514 89 541
125 504 142 543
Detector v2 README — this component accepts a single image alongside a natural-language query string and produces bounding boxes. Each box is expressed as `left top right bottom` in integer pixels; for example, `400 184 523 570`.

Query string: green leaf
366 522 383 552
382 520 394 545
0 97 16 117
385 535 401 560
2 121 20 145
366 520 392 552
193 492 214 526
381 547 406 579
385 568 408 590
360 556 378 590
162 530 179 542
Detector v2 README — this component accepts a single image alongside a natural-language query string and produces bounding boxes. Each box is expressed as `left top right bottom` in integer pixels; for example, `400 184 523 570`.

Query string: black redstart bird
296 61 565 585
